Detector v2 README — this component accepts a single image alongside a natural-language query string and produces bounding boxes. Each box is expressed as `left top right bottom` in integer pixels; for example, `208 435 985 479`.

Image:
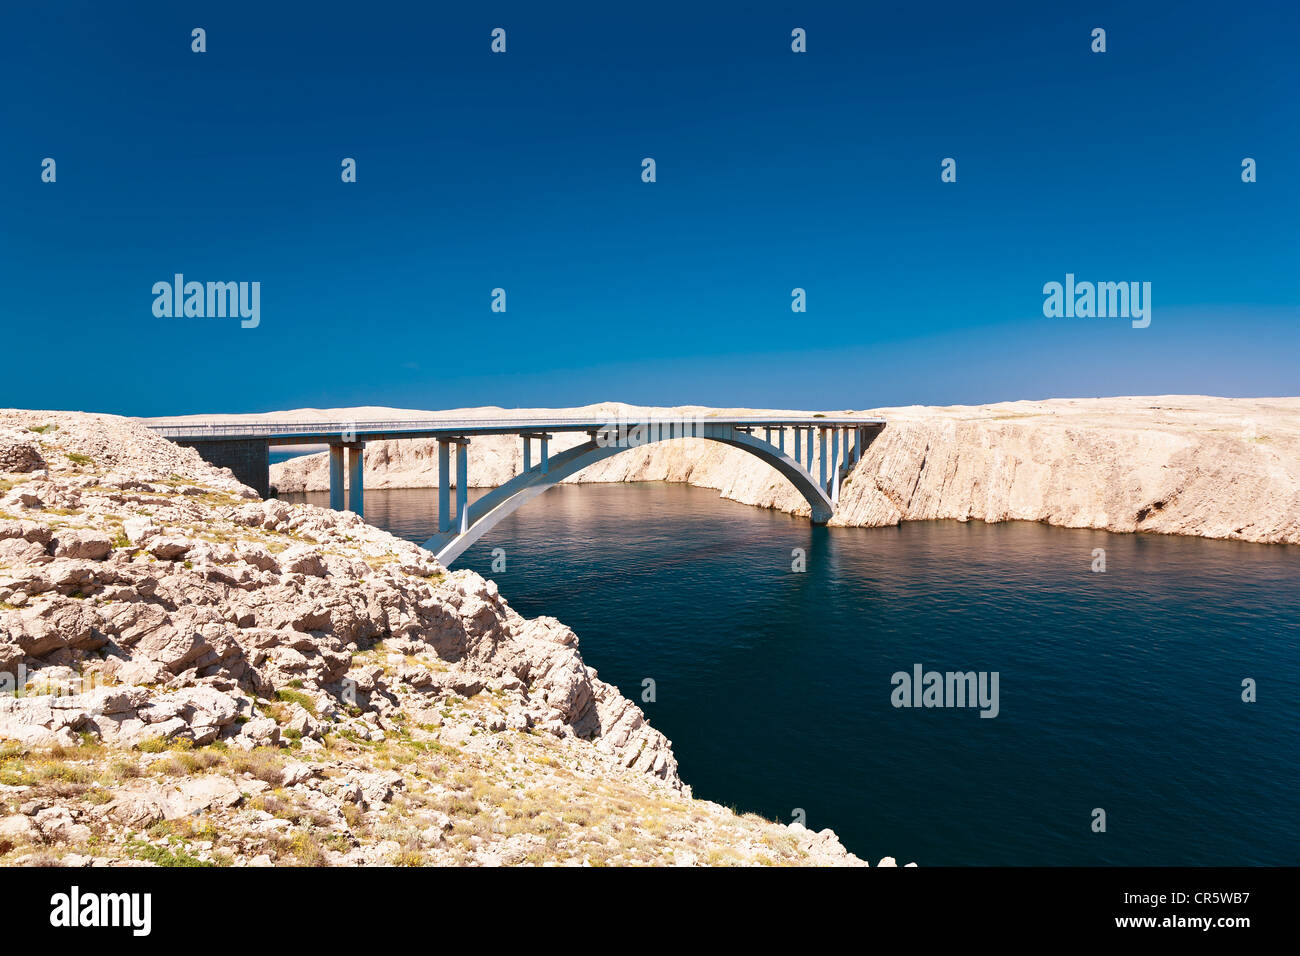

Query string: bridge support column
777 427 785 453
328 445 345 511
793 428 800 461
456 440 469 533
521 432 552 475
843 429 852 495
819 429 828 491
438 440 452 532
347 444 364 516
831 429 841 504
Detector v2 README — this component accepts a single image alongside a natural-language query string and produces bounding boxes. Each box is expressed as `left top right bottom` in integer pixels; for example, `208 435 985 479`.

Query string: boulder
121 516 158 545
49 529 112 561
148 538 191 561
13 601 101 656
34 806 91 845
236 544 279 572
0 814 41 845
171 686 241 743
281 703 320 739
279 546 328 577
234 716 280 749
0 432 46 473
0 695 88 745
107 776 243 828
278 762 314 787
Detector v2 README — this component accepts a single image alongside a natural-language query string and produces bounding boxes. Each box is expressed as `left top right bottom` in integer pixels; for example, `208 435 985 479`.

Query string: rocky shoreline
0 411 880 866
265 397 1300 546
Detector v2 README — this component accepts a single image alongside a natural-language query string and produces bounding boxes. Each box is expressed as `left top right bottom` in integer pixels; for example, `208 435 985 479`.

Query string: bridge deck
148 415 887 556
144 416 886 446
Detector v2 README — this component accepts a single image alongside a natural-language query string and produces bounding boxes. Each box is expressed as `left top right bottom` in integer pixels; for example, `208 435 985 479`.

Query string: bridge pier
328 445 345 511
819 428 828 492
347 444 365 515
520 433 552 476
831 428 841 503
437 438 472 533
456 439 470 532
438 440 452 532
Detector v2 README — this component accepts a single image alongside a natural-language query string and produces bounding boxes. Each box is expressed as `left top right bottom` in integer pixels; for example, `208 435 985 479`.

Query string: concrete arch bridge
146 416 885 566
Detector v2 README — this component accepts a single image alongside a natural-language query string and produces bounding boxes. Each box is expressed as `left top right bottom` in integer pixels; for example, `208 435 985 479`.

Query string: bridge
145 416 886 565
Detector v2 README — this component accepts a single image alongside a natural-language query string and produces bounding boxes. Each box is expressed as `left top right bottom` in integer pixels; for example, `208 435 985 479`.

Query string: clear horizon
134 393 1300 422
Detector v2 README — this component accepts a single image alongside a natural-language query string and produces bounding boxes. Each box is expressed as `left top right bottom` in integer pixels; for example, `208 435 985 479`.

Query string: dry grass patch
229 747 286 785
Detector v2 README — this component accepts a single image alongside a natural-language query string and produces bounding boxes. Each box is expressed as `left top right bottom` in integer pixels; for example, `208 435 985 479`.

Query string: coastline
259 396 1300 547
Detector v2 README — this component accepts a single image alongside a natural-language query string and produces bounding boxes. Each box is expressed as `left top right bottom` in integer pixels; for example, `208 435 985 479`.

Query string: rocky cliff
0 411 873 867
266 397 1300 545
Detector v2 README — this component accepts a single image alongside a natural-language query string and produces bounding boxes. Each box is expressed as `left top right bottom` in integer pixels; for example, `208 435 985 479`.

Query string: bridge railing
144 418 615 438
143 416 885 440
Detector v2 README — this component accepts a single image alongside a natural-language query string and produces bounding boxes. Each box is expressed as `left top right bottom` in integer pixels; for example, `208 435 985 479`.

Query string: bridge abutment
177 438 270 499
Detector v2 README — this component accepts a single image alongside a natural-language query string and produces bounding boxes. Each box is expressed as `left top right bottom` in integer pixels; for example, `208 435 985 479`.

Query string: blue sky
1 1 1296 415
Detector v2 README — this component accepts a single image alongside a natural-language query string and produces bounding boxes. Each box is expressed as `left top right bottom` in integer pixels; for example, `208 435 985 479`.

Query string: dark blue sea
283 482 1300 865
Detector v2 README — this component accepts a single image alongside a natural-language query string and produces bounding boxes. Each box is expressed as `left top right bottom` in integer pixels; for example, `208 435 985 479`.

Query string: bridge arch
422 424 834 566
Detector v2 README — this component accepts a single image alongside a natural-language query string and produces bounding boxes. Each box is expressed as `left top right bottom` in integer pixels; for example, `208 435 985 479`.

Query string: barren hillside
256 397 1300 545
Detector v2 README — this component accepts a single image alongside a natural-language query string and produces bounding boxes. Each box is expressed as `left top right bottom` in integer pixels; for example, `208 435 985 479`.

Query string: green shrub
275 688 316 715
